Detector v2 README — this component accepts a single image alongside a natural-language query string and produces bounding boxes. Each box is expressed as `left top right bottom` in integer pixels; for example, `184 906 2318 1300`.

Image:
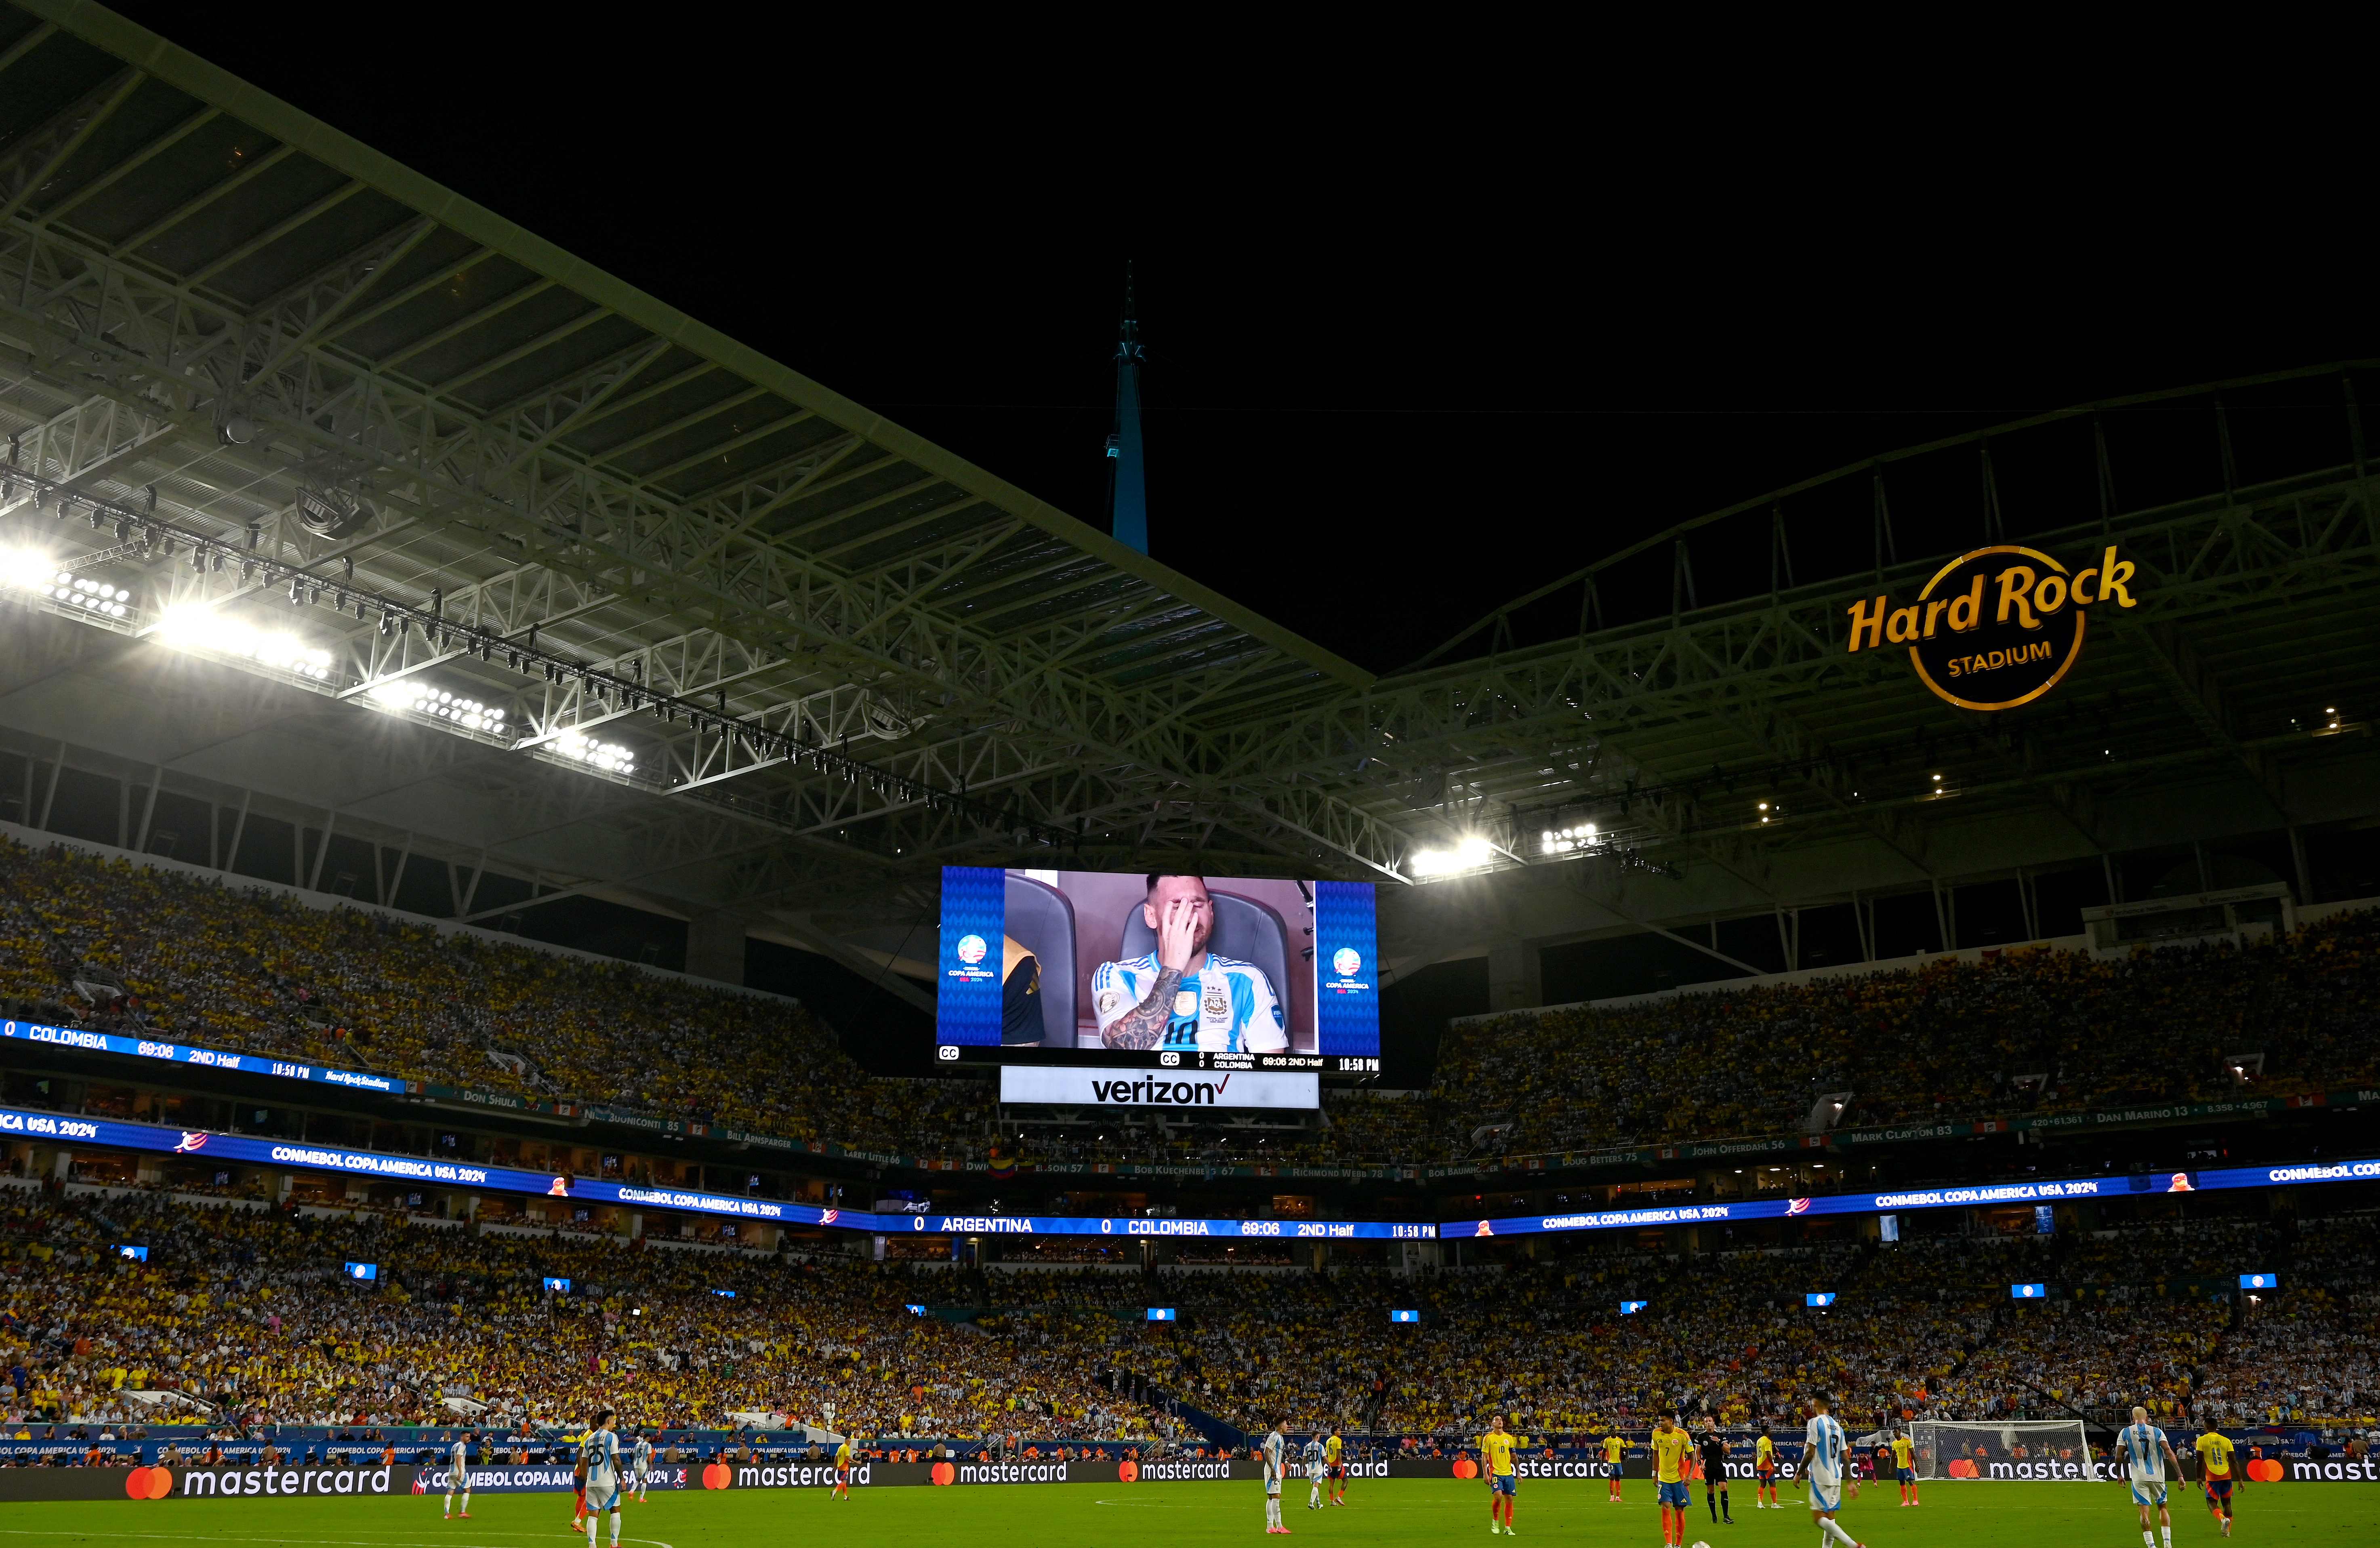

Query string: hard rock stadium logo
1847 544 2139 712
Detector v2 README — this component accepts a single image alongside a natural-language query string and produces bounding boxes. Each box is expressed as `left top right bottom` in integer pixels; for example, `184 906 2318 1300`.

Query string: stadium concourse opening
0 1 2378 1518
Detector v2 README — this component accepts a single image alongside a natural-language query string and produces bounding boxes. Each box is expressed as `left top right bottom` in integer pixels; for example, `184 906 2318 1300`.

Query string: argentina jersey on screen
1090 954 1287 1052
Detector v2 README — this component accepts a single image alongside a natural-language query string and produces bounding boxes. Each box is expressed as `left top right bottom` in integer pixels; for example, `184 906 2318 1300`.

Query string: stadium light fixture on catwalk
0 547 59 592
554 730 635 774
153 604 330 680
1408 836 1496 878
29 570 131 618
367 680 506 733
1539 822 1600 856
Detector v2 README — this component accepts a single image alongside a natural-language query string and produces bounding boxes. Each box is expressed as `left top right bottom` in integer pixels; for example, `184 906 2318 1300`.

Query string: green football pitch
0 1477 2353 1548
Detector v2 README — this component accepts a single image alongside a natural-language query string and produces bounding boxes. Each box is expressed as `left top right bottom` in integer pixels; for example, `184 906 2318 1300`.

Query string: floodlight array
1539 821 1599 855
366 679 506 732
0 459 1079 847
1407 837 1495 878
554 731 634 774
154 604 331 680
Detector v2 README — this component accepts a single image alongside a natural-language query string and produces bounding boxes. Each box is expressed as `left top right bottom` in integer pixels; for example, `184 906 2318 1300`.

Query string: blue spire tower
1106 265 1148 554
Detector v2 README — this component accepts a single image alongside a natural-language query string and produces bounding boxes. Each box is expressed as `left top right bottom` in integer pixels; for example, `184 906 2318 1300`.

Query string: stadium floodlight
1389 1308 1422 1323
555 730 635 774
2238 1272 2278 1289
1805 1292 1837 1307
1146 1307 1178 1321
366 679 507 733
1538 821 1600 856
1409 836 1495 878
343 1261 377 1281
1619 1300 1648 1315
38 572 132 618
117 1244 148 1262
154 602 329 677
2012 1282 2046 1299
0 547 58 592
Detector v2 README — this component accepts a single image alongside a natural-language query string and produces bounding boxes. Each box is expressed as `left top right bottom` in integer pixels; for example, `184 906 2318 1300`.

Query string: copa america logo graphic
172 1131 210 1153
955 934 988 966
548 1176 570 1196
1785 1197 1812 1216
2167 1173 2193 1193
819 1209 839 1225
1474 1220 1494 1237
1332 947 1361 976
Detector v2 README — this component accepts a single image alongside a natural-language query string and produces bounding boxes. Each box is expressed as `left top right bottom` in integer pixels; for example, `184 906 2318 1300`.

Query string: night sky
104 8 2378 674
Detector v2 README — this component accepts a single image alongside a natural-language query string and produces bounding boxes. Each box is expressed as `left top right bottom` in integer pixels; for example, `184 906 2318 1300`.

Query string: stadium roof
2 1 2376 980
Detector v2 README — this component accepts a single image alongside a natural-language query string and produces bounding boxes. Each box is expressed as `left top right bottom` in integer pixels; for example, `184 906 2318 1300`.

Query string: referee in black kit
1701 1420 1735 1525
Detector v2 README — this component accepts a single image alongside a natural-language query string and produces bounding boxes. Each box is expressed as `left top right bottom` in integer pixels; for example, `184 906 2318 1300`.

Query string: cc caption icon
1160 1052 1179 1066
936 1045 959 1061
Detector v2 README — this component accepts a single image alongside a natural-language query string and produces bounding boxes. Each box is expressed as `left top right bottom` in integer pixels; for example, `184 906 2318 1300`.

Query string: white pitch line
0 1534 671 1548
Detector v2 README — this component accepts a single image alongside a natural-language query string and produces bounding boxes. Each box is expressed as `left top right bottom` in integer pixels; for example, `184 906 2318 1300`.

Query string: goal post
1911 1419 2092 1480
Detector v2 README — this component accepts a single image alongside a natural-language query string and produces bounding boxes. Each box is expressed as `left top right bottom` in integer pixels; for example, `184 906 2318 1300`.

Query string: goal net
1910 1419 2092 1480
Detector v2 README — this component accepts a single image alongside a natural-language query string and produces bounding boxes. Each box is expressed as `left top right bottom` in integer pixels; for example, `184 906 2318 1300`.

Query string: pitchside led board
936 867 1381 1108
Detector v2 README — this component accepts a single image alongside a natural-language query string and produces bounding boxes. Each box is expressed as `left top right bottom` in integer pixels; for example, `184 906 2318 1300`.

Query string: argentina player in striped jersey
2120 1407 2184 1548
1803 1396 1865 1548
1092 875 1287 1053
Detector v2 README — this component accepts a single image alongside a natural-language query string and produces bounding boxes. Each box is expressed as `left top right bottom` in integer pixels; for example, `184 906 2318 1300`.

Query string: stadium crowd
8 837 2380 1172
0 1188 1165 1442
0 837 978 1154
1430 903 2380 1158
12 1185 2369 1449
4 838 2380 1171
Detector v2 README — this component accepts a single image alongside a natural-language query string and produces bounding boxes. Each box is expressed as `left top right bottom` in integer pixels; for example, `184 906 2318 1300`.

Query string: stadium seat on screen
1002 873 1075 1046
1116 890 1292 1046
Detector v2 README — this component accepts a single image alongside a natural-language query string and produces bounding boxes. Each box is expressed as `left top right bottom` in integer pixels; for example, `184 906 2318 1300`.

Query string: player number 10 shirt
1091 953 1287 1052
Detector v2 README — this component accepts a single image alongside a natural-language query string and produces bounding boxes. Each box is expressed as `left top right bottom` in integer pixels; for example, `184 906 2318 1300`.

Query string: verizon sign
998 1066 1318 1109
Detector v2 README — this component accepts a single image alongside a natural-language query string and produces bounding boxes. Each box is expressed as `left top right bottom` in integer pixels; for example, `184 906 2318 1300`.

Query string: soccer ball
1692 1541 1712 1548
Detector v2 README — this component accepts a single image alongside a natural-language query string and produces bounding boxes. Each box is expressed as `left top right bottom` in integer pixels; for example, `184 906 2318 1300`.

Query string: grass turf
0 1477 2352 1548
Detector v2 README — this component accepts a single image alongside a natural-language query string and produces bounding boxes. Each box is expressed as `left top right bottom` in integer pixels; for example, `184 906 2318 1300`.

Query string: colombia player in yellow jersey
1325 1426 1346 1506
1891 1431 1918 1506
1602 1431 1626 1502
2195 1417 2235 1537
1651 1416 1694 1548
1481 1415 1518 1535
1754 1425 1780 1508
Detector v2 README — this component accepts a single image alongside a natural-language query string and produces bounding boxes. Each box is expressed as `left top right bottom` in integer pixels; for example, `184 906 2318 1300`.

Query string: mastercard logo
2246 1460 2284 1483
1946 1459 1979 1479
1117 1460 1140 1483
124 1466 175 1499
700 1462 732 1489
931 1462 957 1485
1452 1458 1479 1480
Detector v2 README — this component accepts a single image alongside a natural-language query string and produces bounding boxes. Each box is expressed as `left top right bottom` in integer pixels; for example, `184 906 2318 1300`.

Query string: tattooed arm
1102 967 1182 1049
